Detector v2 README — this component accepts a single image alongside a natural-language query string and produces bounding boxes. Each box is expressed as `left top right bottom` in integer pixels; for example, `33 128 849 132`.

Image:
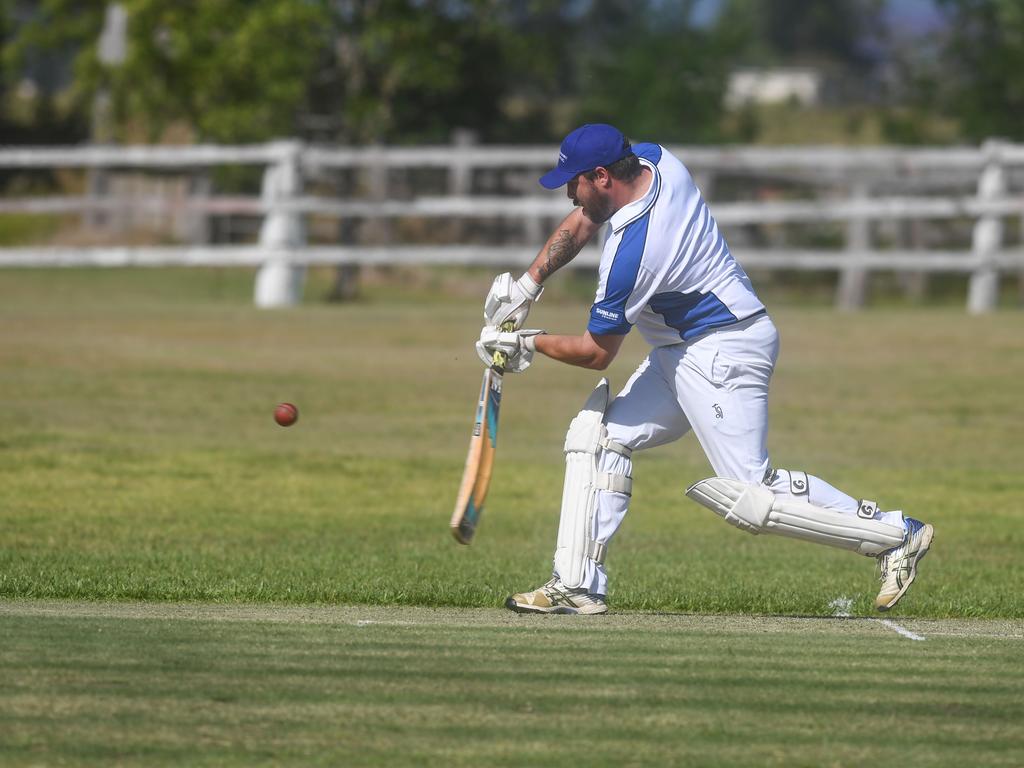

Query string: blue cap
538 124 632 189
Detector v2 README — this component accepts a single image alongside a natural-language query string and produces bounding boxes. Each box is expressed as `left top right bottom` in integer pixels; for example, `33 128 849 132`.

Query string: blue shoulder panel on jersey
587 214 651 335
633 142 663 164
649 291 739 341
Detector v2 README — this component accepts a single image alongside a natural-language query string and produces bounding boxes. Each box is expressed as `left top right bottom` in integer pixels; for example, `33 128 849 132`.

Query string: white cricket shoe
505 577 608 615
875 517 934 612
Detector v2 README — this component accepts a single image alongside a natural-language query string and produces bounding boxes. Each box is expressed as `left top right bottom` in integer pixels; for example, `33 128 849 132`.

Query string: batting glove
476 327 546 373
483 272 543 330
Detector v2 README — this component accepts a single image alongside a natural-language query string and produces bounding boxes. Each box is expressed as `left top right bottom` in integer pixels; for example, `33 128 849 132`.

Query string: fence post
966 141 1005 314
180 171 211 245
86 3 127 233
450 129 476 195
254 141 306 308
836 178 870 310
898 219 928 303
450 129 478 247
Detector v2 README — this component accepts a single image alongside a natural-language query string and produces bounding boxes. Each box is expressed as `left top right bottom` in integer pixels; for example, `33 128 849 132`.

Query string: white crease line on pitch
830 596 925 641
874 618 926 641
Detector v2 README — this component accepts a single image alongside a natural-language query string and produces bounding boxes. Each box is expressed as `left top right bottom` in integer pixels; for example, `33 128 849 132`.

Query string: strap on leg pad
685 477 905 556
856 499 879 519
555 379 632 588
600 437 632 459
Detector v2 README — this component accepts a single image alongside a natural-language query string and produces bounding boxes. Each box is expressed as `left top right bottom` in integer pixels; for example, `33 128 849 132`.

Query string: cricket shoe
874 517 934 612
505 577 608 615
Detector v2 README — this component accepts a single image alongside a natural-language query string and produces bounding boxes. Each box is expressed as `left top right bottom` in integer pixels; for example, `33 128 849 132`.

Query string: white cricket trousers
568 314 895 595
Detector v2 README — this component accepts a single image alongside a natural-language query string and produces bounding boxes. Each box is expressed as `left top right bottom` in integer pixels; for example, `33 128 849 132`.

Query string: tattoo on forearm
538 229 581 280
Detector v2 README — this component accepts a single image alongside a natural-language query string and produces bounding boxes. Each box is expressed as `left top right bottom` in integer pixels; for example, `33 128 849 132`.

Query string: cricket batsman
476 123 934 615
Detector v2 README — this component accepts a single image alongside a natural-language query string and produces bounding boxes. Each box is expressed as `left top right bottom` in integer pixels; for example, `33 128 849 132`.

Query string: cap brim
538 167 575 189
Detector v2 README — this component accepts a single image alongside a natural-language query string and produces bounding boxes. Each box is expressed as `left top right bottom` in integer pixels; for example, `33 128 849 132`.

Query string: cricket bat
450 321 514 544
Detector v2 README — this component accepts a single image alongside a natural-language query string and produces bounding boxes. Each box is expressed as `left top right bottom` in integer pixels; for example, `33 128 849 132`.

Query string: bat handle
492 320 516 371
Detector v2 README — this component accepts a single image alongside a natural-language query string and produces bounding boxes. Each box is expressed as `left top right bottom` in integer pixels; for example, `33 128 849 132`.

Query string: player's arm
525 208 603 284
535 330 625 371
484 208 602 329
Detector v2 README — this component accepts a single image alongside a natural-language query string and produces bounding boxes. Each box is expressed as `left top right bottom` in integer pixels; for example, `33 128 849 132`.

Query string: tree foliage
4 0 1023 146
3 0 567 143
933 0 1024 141
3 0 727 144
6 0 331 142
308 1 524 143
573 1 744 143
723 0 886 67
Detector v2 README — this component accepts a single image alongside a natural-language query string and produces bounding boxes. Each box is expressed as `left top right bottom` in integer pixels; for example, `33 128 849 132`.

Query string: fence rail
3 193 1023 222
7 141 1024 170
1 139 1022 311
3 245 1022 272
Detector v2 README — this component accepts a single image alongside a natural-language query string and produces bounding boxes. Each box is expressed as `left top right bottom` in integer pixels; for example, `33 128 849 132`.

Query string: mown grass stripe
3 606 1023 767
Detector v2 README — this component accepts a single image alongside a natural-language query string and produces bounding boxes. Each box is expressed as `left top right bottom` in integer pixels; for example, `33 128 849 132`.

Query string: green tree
7 0 332 142
3 0 575 144
1 1 81 143
743 0 885 67
3 1 748 146
307 0 525 143
716 0 887 90
933 0 1024 141
573 0 745 143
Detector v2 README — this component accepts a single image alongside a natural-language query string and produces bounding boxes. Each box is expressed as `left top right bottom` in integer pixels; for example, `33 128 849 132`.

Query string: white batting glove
476 327 546 373
483 272 543 330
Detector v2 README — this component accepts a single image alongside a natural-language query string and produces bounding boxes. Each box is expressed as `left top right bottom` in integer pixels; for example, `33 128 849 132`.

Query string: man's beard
579 195 614 224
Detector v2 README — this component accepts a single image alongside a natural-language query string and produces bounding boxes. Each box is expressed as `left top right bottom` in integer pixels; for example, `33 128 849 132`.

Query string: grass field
3 602 1022 767
1 267 1023 765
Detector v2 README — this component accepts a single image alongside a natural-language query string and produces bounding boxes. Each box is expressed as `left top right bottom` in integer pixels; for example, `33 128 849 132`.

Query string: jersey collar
609 159 660 234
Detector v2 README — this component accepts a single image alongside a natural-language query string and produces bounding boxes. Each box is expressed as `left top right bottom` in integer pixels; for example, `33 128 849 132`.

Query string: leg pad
686 477 905 556
555 379 632 588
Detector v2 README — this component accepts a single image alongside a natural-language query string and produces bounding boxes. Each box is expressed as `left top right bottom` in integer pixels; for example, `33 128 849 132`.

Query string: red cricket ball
274 402 299 427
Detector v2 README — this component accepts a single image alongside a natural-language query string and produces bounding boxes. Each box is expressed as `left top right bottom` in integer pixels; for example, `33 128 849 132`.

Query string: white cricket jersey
587 143 765 347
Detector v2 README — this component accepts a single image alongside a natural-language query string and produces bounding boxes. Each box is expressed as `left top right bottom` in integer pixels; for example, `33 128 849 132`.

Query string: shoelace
540 577 588 605
877 523 913 582
539 577 564 600
878 535 914 582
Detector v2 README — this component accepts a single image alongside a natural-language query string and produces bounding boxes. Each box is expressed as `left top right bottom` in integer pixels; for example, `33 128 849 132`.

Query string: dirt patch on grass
2 600 1020 640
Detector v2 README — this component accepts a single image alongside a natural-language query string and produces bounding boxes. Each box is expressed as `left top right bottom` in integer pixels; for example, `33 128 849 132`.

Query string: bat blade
450 364 505 544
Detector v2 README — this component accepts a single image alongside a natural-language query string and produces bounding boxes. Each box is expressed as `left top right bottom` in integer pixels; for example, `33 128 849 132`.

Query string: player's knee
708 462 770 488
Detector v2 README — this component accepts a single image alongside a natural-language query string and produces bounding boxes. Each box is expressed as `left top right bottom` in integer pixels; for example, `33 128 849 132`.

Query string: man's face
567 170 614 224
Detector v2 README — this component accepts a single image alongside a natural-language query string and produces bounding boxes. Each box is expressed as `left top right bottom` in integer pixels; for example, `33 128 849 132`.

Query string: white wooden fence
1 138 1023 311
